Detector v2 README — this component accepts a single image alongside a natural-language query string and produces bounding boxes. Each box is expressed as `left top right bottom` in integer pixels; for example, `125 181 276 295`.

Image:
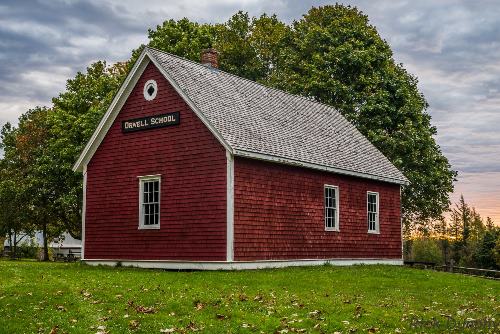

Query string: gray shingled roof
148 48 407 184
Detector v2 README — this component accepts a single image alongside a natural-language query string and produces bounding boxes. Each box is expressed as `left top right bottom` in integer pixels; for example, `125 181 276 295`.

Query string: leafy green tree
5 107 63 260
145 6 456 232
45 61 127 239
411 238 444 264
494 236 500 267
474 228 499 269
267 5 456 231
147 18 214 63
0 123 36 257
214 12 291 81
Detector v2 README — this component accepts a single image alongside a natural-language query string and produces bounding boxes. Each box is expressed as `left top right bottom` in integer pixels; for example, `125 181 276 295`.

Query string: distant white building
3 232 81 257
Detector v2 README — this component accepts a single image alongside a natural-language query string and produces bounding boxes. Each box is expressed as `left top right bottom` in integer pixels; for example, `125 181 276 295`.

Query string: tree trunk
42 223 49 261
12 231 17 259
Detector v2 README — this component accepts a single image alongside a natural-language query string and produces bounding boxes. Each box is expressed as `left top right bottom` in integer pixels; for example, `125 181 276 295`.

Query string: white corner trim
146 49 233 154
226 150 234 262
234 149 408 185
81 165 87 260
73 49 151 172
400 185 404 260
84 258 404 270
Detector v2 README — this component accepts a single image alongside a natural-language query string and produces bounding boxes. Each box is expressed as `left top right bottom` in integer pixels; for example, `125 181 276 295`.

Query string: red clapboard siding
233 157 402 261
85 62 227 261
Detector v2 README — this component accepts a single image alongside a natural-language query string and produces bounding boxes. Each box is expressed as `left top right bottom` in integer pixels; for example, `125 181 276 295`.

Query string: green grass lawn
0 261 498 333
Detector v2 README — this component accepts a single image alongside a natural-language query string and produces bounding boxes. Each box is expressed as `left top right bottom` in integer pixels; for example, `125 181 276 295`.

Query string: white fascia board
84 258 403 270
233 149 409 186
73 49 151 172
145 49 233 154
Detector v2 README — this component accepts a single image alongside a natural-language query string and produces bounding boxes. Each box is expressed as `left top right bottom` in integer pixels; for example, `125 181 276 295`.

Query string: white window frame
324 185 340 232
367 191 380 234
138 175 161 230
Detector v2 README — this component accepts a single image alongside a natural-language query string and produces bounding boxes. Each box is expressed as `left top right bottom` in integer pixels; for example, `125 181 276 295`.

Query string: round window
143 79 158 101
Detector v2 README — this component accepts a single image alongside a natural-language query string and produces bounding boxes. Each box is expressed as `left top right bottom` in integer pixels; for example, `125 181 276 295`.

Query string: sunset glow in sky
0 0 499 223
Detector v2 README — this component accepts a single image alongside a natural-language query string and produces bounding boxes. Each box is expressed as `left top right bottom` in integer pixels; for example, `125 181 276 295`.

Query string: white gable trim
73 50 149 171
73 48 232 172
233 149 409 185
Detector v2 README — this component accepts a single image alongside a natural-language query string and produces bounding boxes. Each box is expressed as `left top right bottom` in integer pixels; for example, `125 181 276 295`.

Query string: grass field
0 261 498 333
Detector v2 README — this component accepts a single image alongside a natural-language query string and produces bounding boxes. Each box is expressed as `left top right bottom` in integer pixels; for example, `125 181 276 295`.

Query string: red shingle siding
233 157 402 261
85 63 227 261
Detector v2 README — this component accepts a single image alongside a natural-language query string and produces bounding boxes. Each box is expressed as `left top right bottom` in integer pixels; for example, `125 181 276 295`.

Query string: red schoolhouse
73 47 408 269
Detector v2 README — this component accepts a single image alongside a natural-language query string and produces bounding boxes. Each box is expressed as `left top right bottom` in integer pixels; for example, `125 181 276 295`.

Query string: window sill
368 230 380 235
325 228 340 232
138 225 160 230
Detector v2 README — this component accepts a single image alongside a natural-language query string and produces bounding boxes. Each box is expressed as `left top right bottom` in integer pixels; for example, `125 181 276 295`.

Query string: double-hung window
324 185 339 231
367 191 379 233
139 175 161 229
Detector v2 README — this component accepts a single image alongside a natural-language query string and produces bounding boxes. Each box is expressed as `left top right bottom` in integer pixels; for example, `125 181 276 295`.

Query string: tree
4 107 64 260
145 6 456 232
474 228 499 269
214 12 291 81
411 238 444 264
43 61 127 240
147 18 214 63
0 123 35 257
267 5 456 231
494 236 500 268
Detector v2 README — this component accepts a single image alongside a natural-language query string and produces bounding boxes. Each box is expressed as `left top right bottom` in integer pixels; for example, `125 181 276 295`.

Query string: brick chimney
201 48 219 68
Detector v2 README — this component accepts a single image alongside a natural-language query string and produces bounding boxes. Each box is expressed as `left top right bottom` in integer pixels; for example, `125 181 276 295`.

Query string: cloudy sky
1 0 499 223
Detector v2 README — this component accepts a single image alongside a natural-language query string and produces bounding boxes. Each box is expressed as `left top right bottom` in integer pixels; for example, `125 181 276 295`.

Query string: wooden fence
404 260 500 279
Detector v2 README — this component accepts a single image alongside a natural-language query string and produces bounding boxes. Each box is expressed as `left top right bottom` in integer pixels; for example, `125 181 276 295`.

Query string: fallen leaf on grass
129 320 140 330
160 328 176 333
49 326 58 334
80 290 92 298
186 321 202 331
56 305 66 312
135 305 156 314
308 310 321 319
95 325 108 334
216 314 227 320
